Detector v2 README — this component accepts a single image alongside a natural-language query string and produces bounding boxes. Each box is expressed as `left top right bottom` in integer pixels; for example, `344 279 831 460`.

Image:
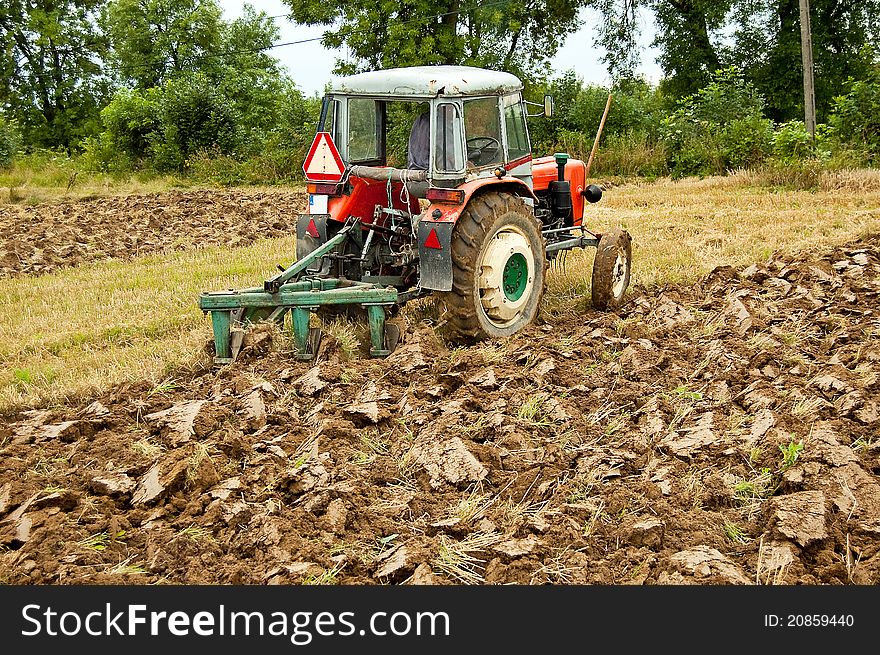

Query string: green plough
198 220 401 364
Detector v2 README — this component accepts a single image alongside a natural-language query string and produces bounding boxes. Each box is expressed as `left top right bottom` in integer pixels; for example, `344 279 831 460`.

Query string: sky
217 0 664 97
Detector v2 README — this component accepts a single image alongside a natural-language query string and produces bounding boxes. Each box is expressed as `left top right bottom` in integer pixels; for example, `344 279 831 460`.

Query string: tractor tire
591 228 632 310
440 192 547 342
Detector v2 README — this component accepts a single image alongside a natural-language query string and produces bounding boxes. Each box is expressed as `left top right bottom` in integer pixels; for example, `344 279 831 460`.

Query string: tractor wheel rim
479 227 534 326
611 250 628 297
502 253 529 301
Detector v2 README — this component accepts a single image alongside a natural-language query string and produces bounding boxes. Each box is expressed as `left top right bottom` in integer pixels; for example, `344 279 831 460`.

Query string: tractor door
460 93 533 189
501 92 533 188
462 97 505 171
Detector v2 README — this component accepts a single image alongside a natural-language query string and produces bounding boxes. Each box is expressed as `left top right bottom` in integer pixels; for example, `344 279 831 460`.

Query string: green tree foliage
733 1 880 121
99 89 161 162
653 0 732 98
658 66 774 176
150 72 242 171
283 0 581 81
529 70 665 152
0 0 111 150
104 0 285 114
104 0 224 89
0 114 21 167
829 70 880 162
91 1 316 174
587 0 880 120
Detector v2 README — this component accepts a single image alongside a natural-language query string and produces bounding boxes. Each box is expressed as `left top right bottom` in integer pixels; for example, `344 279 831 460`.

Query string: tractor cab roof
327 65 523 98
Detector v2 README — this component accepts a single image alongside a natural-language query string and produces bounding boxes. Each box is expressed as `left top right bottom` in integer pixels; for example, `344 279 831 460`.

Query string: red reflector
424 228 442 249
307 182 341 195
425 188 465 204
306 218 320 238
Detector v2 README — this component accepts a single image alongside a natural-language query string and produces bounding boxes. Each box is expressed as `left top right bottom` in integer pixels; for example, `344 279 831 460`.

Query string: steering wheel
466 136 502 166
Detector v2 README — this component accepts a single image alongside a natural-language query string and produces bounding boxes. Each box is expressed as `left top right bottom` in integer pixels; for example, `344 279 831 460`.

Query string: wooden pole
585 93 613 178
799 0 817 140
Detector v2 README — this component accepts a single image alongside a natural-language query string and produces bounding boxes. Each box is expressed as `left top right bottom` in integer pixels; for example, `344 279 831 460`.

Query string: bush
79 135 136 174
720 114 774 169
87 72 319 182
530 71 665 160
659 67 774 177
828 74 880 162
154 73 243 172
594 132 669 178
0 116 21 168
772 121 815 162
101 89 162 162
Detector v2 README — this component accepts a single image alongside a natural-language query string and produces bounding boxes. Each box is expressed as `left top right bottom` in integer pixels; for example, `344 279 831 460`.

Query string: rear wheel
440 192 546 341
591 228 632 310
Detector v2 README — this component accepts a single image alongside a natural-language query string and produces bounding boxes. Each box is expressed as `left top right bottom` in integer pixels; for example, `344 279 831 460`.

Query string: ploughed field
1 180 880 585
0 190 304 277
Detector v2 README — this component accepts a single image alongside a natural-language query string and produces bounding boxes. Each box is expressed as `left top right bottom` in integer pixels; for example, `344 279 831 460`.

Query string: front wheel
591 228 632 310
440 192 547 342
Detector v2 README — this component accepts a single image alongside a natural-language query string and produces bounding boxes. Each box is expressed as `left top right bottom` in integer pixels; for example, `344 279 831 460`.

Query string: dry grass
2 173 879 413
549 171 880 294
0 235 299 412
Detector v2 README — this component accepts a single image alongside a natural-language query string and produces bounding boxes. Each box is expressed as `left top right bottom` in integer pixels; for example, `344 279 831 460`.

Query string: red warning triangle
306 218 320 238
424 228 442 249
303 132 345 182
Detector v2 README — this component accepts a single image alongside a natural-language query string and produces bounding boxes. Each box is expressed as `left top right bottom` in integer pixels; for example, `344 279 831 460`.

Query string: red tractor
200 65 632 362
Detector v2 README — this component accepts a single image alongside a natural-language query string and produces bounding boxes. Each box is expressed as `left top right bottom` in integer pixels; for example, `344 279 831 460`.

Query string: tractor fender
296 213 331 274
417 177 537 292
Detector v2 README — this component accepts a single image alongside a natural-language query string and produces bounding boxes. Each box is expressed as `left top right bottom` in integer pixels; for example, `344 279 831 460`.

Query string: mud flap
417 220 454 291
296 214 331 274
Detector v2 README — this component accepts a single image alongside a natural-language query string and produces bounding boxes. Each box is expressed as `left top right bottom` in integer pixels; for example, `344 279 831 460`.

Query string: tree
587 0 880 119
104 0 224 89
213 5 287 142
587 0 733 91
732 0 880 121
0 0 111 150
653 0 732 98
101 1 291 161
283 0 582 82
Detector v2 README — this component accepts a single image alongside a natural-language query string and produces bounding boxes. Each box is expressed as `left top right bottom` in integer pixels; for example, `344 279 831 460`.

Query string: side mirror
543 94 554 118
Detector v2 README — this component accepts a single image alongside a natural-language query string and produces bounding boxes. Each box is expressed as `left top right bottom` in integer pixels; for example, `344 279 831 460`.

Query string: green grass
722 520 751 544
778 440 804 471
733 468 776 505
517 394 554 426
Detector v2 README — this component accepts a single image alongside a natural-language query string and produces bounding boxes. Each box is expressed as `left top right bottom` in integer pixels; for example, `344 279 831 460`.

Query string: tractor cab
316 66 545 191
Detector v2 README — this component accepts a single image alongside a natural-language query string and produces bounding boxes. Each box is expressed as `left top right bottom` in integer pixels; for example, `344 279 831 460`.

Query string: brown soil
0 189 307 277
3 224 879 585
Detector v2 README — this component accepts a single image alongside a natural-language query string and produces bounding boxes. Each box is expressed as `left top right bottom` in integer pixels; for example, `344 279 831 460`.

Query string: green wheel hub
502 253 528 301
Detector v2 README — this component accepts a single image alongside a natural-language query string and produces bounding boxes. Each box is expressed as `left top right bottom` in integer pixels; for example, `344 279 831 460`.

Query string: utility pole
799 0 817 139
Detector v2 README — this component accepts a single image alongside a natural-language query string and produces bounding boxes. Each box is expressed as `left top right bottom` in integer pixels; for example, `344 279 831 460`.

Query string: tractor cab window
348 98 382 163
463 97 503 168
503 93 530 161
434 103 464 172
318 97 340 144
